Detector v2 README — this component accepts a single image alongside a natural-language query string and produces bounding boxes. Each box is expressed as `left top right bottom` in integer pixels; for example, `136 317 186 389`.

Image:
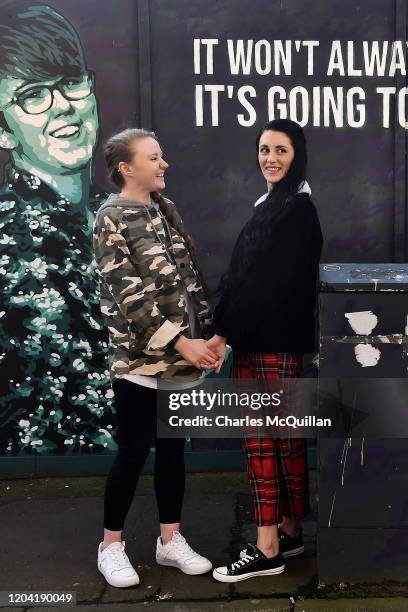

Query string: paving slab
36 602 291 612
296 598 408 611
3 471 407 611
0 472 251 502
0 496 105 601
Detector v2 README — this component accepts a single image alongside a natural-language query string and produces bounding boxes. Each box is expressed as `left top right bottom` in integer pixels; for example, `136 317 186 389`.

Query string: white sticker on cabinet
345 311 378 335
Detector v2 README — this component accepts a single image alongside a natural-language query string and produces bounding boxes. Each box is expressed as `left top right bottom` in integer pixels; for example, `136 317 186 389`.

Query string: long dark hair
103 128 207 291
219 119 308 293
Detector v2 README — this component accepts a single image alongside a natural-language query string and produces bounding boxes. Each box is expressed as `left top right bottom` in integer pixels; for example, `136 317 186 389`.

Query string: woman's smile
265 165 282 175
258 130 295 190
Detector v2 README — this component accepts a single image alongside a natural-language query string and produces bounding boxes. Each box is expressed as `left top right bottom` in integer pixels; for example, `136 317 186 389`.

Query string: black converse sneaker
212 543 285 583
278 527 304 558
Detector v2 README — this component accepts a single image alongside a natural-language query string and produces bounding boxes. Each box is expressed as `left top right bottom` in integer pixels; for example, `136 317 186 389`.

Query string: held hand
205 334 227 374
174 336 219 370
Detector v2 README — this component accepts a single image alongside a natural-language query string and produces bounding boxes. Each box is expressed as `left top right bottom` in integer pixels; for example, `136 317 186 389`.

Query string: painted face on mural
0 72 98 174
120 137 169 192
258 130 295 192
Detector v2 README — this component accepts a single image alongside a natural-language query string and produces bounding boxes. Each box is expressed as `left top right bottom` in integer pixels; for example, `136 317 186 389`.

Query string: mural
0 2 114 454
0 0 406 463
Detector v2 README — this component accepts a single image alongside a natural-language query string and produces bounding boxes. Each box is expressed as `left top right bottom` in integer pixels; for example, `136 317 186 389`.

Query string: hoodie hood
102 192 155 209
254 180 312 207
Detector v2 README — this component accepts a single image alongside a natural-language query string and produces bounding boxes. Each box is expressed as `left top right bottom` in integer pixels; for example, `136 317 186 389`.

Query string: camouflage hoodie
93 193 213 382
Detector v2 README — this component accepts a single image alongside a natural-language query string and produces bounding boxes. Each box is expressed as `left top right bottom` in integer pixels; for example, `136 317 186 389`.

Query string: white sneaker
97 541 140 588
156 531 212 575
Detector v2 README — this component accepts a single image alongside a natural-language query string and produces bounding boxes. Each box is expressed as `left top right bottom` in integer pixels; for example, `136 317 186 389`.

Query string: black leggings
104 379 185 531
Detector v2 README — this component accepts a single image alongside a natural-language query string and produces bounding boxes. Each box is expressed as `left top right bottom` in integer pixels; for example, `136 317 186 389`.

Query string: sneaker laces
231 551 254 570
169 532 197 561
105 543 129 568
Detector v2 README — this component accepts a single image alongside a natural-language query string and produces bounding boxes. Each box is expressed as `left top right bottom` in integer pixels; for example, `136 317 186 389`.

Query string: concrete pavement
1 472 408 611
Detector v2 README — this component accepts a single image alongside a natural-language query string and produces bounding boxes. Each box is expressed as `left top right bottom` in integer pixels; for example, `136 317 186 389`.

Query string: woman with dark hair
209 119 323 582
93 128 216 587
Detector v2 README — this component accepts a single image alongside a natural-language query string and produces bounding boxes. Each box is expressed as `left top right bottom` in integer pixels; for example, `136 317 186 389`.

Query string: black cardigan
213 193 323 354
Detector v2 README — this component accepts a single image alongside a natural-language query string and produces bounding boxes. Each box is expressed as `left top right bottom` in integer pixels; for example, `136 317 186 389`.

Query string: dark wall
0 0 407 459
147 0 407 289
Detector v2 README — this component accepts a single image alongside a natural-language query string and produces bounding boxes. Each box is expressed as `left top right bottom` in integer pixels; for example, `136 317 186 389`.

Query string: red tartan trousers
233 351 310 526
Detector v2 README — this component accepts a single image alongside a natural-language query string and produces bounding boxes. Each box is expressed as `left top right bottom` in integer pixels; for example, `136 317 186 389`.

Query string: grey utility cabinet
318 263 408 582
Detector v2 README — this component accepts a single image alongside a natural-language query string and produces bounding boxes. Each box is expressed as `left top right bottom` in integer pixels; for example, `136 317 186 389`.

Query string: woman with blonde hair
93 128 217 587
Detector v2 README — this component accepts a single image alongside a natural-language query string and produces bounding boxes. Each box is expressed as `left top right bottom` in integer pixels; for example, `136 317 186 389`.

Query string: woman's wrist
168 332 184 350
173 334 187 351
